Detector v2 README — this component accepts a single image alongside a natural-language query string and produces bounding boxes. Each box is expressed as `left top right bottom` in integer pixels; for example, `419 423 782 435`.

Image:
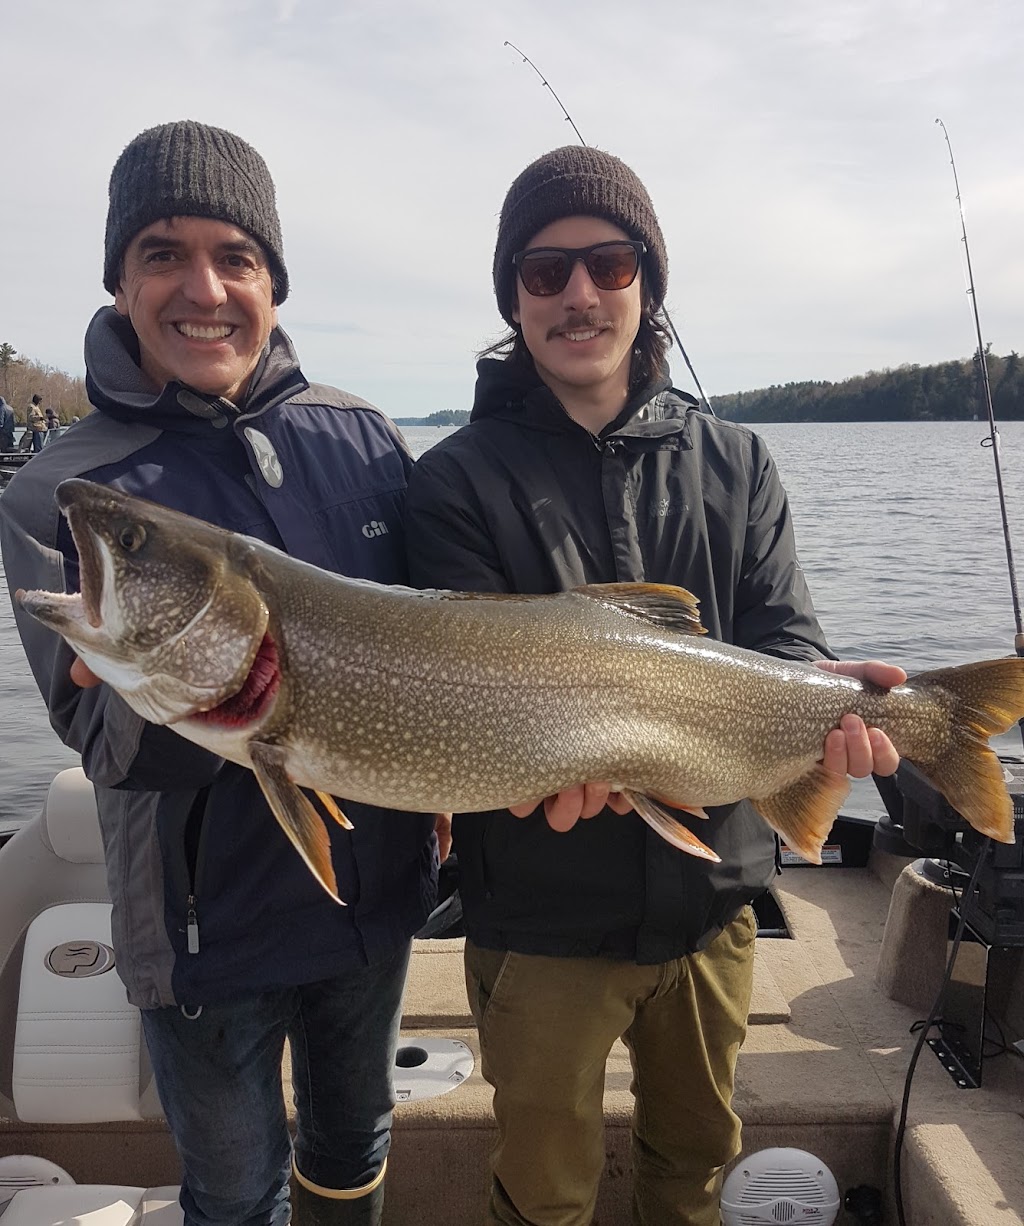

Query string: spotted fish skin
17 478 1024 901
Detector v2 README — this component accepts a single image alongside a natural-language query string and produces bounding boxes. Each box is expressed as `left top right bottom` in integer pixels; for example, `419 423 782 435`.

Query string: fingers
71 656 102 688
867 726 900 777
433 813 453 863
815 658 907 688
509 784 629 830
822 715 900 779
543 786 587 832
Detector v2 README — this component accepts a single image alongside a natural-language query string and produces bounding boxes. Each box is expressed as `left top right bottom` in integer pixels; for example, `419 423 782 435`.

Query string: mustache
547 313 612 341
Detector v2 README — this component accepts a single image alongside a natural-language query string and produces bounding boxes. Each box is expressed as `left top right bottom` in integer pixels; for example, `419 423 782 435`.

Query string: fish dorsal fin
573 582 707 636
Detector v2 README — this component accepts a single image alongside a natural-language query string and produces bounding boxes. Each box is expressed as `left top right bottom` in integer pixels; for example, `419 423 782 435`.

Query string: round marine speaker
720 1147 840 1225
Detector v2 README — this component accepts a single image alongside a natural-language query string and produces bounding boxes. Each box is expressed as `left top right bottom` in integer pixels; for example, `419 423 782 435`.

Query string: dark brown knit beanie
103 120 289 302
493 146 667 324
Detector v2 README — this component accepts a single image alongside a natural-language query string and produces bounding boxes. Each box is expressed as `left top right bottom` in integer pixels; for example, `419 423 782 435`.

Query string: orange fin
572 582 707 636
751 765 850 865
248 741 345 905
316 791 355 830
905 658 1024 844
622 790 721 862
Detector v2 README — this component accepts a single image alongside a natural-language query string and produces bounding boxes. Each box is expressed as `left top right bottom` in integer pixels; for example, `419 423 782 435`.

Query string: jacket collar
469 357 700 443
83 306 308 434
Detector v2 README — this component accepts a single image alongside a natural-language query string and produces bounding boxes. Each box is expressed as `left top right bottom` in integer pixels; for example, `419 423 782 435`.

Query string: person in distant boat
404 145 905 1226
23 393 46 452
0 120 440 1226
44 406 60 431
0 396 15 451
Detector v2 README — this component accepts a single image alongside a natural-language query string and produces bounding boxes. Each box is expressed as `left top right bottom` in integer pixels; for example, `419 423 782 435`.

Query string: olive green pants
465 908 757 1226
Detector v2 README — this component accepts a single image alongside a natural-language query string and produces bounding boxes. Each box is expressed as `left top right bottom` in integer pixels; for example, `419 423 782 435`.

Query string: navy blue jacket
0 307 436 1008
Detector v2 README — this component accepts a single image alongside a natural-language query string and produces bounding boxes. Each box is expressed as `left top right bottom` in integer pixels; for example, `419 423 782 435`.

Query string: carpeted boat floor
3 849 1023 1223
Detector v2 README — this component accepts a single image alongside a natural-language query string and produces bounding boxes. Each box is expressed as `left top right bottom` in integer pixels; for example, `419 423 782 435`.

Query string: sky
2 0 1021 416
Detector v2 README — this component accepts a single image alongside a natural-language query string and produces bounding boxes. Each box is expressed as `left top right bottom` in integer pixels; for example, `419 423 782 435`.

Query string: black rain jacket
404 359 832 962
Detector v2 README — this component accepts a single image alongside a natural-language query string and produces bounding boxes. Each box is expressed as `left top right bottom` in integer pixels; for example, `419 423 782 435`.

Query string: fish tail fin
751 765 851 865
622 790 721 862
906 657 1024 844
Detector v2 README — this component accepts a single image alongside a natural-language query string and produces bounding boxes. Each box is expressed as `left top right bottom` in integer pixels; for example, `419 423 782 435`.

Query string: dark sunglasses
512 240 645 297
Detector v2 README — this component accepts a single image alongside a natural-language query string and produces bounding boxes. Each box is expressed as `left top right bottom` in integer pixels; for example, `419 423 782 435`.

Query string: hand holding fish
512 661 907 834
816 660 907 779
509 784 635 830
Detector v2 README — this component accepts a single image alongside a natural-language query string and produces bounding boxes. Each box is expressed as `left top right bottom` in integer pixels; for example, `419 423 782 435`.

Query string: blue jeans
141 942 412 1226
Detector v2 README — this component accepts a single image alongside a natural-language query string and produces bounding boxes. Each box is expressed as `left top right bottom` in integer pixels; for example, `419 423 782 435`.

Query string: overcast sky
2 0 1020 416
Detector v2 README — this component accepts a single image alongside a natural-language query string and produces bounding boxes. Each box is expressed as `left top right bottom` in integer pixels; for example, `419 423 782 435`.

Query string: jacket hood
470 356 700 442
84 306 308 434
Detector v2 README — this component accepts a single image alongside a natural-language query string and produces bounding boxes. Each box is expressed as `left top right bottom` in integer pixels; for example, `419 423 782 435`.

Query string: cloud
1 0 1020 413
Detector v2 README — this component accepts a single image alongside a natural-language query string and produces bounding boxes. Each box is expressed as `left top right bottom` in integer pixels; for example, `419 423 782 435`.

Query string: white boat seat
0 770 181 1226
0 769 161 1123
0 1183 182 1224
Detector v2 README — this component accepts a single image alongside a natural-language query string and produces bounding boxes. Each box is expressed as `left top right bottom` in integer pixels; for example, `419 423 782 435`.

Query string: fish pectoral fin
315 791 355 831
248 741 345 905
622 790 721 862
751 765 850 865
572 582 707 637
648 791 710 820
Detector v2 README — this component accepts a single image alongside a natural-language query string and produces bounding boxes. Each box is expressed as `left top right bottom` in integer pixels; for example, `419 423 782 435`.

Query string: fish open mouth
191 632 281 728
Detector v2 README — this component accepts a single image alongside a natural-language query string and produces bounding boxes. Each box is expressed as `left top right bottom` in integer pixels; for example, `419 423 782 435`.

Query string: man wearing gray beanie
1 120 440 1226
405 146 903 1225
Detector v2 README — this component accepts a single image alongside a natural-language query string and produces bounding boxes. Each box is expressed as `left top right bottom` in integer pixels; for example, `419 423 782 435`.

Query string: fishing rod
935 118 1024 659
892 123 1024 1226
504 41 715 415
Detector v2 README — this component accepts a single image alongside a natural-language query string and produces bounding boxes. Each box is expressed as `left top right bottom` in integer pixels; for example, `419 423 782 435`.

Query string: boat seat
0 768 181 1225
1 1186 181 1226
0 1183 181 1224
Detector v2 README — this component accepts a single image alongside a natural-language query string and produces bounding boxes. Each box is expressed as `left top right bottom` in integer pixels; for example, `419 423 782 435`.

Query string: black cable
893 841 992 1225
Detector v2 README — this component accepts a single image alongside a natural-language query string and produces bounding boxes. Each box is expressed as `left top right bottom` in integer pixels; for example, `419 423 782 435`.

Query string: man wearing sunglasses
404 145 902 1226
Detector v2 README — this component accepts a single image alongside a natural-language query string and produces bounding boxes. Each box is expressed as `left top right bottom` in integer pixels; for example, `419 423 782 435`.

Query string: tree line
712 349 1022 423
4 340 1021 427
0 342 92 424
423 409 470 426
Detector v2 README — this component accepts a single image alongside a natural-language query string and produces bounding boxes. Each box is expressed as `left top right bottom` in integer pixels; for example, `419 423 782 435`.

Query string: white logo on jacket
243 428 283 488
361 520 389 539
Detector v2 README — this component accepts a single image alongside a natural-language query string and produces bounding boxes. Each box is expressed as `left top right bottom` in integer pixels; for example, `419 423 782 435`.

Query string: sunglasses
512 240 645 297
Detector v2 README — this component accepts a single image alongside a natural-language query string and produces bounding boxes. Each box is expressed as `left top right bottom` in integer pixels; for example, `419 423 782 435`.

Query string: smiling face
512 215 643 429
114 216 278 406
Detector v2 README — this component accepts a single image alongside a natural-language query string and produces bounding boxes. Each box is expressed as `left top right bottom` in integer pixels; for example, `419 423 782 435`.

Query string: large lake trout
17 479 1024 903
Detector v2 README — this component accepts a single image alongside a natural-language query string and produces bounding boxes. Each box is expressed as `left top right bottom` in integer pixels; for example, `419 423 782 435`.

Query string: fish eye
118 523 147 553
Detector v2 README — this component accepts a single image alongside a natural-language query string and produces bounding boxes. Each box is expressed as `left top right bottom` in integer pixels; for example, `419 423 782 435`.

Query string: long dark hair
480 279 673 389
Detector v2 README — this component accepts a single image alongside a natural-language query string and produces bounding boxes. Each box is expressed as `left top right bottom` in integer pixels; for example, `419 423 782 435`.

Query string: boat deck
3 847 1023 1223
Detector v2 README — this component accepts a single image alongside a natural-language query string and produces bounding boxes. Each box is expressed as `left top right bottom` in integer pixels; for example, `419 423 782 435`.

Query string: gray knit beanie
493 146 667 324
104 120 289 302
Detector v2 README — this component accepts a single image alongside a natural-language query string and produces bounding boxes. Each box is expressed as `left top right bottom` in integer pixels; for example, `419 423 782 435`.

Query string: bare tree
0 343 91 423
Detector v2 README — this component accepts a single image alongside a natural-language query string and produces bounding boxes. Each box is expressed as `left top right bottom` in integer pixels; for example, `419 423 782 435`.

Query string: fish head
18 479 271 724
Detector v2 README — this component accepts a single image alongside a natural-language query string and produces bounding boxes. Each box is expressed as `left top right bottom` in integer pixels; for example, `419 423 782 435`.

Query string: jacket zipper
186 896 200 954
183 788 210 956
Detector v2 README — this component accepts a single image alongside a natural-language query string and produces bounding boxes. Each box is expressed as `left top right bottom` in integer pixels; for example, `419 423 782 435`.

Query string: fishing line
504 41 715 415
935 119 1024 672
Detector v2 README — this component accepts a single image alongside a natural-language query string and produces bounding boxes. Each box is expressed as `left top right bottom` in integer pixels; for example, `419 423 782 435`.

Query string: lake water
2 418 1022 824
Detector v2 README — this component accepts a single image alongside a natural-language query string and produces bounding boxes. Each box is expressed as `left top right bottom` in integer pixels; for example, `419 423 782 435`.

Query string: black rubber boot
291 1176 385 1225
